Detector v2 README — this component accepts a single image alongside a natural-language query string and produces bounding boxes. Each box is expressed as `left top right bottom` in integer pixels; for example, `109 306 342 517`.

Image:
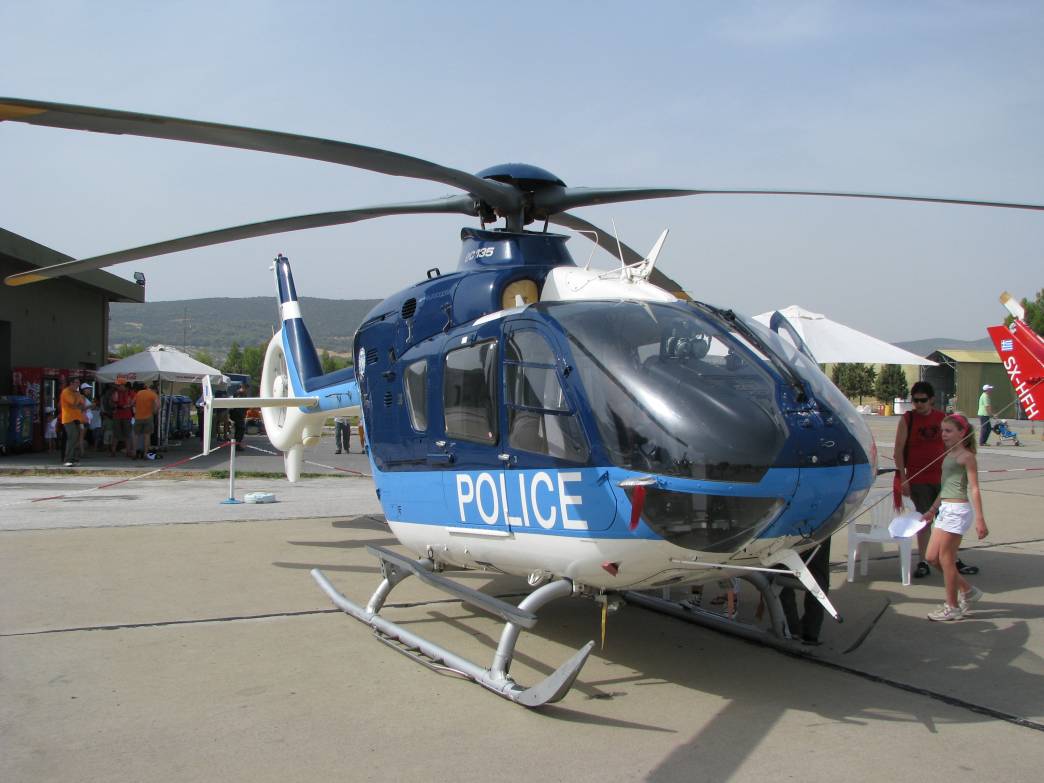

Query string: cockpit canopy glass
544 301 788 481
741 314 875 471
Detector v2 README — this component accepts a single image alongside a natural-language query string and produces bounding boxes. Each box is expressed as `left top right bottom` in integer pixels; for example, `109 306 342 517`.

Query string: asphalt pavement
2 416 1043 782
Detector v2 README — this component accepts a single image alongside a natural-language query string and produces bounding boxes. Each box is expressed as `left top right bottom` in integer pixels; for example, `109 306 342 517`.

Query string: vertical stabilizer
273 254 324 392
987 321 1044 421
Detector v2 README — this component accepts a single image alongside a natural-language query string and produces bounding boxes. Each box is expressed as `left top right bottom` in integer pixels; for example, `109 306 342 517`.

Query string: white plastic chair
847 497 924 586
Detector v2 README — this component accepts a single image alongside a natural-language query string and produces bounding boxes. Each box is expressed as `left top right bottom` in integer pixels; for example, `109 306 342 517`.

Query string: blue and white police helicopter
4 98 1042 707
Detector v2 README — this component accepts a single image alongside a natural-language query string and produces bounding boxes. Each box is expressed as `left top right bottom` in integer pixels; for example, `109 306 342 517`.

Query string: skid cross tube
311 546 594 707
624 571 790 644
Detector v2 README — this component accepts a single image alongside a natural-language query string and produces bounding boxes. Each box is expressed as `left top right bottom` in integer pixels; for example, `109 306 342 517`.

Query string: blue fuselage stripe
373 463 867 541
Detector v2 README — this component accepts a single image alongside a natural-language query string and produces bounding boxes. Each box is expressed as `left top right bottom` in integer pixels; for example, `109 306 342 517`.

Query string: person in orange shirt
132 382 160 458
59 377 87 466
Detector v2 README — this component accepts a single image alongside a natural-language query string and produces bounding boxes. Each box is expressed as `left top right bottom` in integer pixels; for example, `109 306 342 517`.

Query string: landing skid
311 545 595 708
624 572 796 649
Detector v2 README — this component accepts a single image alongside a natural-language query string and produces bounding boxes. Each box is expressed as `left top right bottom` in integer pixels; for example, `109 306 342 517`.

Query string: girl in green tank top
922 414 988 621
938 452 969 501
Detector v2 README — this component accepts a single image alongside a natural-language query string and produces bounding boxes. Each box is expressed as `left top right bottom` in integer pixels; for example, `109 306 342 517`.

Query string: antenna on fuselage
611 218 626 272
633 229 669 281
568 229 600 270
607 228 669 284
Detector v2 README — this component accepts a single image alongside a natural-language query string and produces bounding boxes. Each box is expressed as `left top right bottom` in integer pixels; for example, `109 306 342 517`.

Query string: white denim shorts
935 501 973 535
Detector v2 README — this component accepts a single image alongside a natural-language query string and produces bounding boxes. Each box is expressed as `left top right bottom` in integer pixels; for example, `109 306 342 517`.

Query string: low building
923 348 1013 418
1 227 145 394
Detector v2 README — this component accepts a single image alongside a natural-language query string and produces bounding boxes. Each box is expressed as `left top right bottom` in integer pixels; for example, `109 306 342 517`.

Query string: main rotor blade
4 195 477 287
691 189 1044 211
545 187 1043 299
536 187 702 215
0 97 520 212
549 213 691 300
538 186 1044 214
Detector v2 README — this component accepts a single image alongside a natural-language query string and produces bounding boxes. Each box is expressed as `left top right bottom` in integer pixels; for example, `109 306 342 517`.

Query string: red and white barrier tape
3 442 231 507
241 442 370 478
880 452 1044 476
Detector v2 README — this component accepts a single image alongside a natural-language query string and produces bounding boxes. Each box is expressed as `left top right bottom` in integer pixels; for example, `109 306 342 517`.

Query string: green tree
831 362 877 404
115 343 145 358
194 349 217 369
874 364 909 404
186 349 219 402
222 342 245 374
241 343 266 389
321 350 343 374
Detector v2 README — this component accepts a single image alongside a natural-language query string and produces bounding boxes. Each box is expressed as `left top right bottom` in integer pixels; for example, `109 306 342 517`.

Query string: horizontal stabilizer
208 395 320 409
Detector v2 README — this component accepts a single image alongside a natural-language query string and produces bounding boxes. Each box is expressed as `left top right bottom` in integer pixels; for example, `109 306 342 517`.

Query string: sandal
956 559 979 575
913 561 931 579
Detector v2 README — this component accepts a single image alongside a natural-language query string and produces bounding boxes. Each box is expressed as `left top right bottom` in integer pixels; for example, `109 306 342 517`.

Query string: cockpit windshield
741 314 876 470
543 301 788 481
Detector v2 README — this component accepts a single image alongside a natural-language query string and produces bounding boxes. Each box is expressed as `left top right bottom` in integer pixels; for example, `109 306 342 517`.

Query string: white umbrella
753 306 936 366
96 345 229 448
96 345 229 386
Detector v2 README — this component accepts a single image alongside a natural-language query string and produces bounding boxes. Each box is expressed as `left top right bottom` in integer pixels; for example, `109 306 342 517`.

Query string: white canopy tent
95 345 229 448
96 344 229 386
753 306 937 366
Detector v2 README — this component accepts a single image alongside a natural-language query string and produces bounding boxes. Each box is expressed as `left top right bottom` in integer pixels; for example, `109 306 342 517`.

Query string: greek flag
1001 339 1014 352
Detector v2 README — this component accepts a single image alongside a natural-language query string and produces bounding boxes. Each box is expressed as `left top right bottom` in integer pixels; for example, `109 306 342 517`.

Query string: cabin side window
443 339 498 444
505 329 589 463
403 358 428 432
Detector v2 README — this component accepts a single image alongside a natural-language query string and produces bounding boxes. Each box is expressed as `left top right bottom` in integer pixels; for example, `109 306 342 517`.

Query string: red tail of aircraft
986 292 1044 421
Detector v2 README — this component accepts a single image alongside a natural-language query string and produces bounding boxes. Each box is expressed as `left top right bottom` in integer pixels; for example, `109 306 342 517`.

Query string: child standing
923 413 988 621
44 408 58 454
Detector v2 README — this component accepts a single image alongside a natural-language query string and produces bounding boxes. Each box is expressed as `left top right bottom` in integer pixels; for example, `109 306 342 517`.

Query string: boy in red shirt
111 377 136 458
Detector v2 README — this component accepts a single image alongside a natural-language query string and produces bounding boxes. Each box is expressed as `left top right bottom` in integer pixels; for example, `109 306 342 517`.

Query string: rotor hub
475 164 567 226
475 163 566 189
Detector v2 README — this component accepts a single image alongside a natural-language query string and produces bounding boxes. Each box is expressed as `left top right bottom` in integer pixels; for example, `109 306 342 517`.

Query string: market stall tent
95 345 228 448
95 345 229 386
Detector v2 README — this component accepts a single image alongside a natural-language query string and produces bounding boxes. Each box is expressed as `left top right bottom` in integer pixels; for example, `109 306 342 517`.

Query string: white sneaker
928 603 964 622
63 461 75 467
959 585 984 611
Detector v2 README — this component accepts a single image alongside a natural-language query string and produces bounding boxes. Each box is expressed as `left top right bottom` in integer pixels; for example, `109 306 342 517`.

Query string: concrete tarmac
2 417 1043 782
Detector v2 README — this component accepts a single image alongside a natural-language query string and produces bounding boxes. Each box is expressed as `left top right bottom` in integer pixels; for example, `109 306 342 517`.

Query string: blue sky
2 0 1042 341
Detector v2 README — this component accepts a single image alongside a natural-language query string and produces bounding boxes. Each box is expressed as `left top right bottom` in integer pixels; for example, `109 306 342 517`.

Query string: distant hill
893 335 994 358
110 297 382 358
111 296 998 364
